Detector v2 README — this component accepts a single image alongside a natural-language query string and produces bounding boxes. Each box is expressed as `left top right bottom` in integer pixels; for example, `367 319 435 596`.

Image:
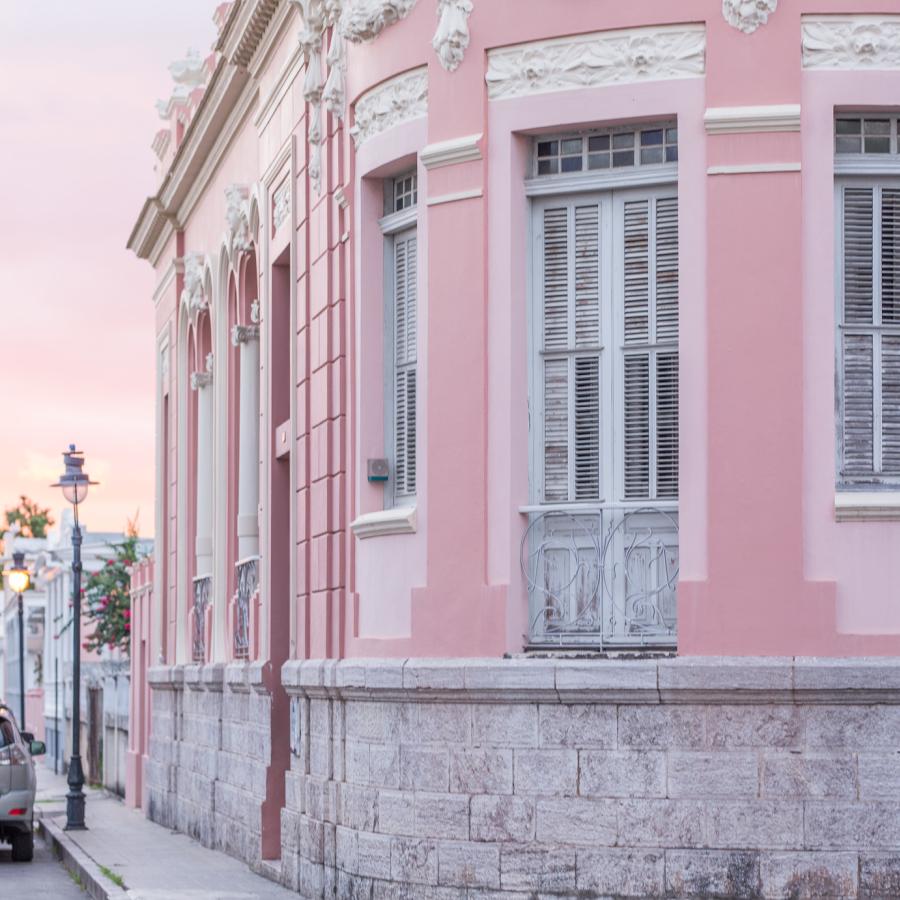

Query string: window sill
351 506 417 539
835 492 900 522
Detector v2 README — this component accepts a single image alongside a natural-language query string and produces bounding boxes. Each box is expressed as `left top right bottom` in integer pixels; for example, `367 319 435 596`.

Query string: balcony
191 575 211 663
233 556 259 660
521 505 678 649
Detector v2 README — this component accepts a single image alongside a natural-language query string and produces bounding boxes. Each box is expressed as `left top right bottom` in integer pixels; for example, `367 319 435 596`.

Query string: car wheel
11 830 34 862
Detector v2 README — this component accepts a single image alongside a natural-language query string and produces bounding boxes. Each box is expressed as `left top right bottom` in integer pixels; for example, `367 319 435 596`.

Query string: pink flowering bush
82 528 142 655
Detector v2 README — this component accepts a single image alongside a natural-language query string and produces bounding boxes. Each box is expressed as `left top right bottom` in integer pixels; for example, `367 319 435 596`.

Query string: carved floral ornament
190 352 214 391
225 184 251 255
722 0 777 35
801 16 900 70
485 25 706 102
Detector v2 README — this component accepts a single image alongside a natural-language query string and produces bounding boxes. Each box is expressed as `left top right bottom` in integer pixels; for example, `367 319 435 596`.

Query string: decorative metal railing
521 505 678 648
233 556 259 659
191 575 212 662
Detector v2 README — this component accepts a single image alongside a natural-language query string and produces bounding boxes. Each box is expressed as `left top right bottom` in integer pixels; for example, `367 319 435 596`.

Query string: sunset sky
0 2 217 537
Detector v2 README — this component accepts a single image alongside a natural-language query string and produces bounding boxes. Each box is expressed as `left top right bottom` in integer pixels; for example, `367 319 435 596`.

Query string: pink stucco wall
137 0 900 671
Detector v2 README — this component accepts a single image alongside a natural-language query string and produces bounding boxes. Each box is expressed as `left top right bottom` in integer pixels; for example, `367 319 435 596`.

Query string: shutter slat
656 352 679 498
883 189 900 325
574 356 600 500
623 200 650 346
393 231 417 498
842 332 875 475
655 197 679 344
543 207 570 352
882 335 900 474
844 187 874 325
543 358 569 502
574 205 600 348
623 353 650 499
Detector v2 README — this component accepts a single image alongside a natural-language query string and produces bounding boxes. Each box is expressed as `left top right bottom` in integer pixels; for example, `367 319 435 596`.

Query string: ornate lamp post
5 551 31 729
51 445 97 831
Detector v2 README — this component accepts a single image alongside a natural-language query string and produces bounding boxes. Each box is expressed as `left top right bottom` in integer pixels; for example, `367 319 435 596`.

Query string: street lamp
51 444 97 831
5 551 30 730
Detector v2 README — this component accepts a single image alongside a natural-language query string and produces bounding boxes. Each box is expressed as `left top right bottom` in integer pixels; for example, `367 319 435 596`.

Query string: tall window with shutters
526 125 679 647
836 115 900 489
384 173 418 505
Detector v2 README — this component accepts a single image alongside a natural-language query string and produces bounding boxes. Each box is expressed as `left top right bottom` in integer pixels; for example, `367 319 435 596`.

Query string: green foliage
99 865 126 889
3 495 53 539
82 518 143 656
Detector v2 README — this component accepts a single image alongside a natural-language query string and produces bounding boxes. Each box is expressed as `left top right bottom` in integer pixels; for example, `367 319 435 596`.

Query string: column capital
190 352 214 390
231 323 260 346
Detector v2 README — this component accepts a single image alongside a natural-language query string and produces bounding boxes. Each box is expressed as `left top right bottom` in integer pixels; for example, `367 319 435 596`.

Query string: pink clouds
0 3 216 534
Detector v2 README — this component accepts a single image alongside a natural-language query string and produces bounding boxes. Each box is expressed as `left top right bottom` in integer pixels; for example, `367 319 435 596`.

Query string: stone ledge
148 665 184 688
183 663 225 691
280 656 900 704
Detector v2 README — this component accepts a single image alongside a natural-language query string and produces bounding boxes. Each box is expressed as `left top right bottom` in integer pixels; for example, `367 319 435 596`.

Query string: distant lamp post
51 444 97 831
5 551 30 729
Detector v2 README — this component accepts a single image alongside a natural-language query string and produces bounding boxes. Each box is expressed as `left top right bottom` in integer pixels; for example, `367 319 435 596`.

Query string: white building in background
1 513 149 784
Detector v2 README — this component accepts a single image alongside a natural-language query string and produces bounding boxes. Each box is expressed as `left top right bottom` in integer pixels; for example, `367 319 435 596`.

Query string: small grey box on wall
367 458 389 482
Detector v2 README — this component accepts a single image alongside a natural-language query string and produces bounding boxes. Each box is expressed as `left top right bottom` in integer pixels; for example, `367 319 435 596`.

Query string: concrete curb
37 814 128 900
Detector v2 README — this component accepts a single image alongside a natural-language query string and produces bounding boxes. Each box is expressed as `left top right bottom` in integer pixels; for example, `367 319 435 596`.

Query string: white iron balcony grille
233 556 258 659
192 575 212 663
521 505 678 648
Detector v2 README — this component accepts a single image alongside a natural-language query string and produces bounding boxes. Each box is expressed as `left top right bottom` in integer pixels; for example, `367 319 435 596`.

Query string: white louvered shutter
393 230 417 498
622 195 679 501
540 202 602 503
840 185 900 481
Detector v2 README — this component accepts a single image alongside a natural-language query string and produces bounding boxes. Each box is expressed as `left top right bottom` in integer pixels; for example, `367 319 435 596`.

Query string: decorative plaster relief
273 181 291 230
722 0 777 35
190 353 214 391
350 67 428 147
485 25 706 101
340 0 417 43
225 184 251 253
802 16 900 70
433 0 473 72
231 323 260 346
181 252 207 313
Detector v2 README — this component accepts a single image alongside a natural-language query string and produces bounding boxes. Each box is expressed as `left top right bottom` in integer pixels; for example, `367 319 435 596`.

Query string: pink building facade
129 2 900 896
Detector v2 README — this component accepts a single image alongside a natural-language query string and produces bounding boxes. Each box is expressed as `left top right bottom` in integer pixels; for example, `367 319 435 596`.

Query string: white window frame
834 111 900 519
380 176 419 510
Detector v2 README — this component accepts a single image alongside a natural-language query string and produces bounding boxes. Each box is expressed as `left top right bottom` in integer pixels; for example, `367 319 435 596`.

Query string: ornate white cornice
190 353 214 390
181 252 207 313
485 25 706 101
225 184 251 254
722 0 777 35
433 0 473 72
802 16 900 70
351 67 428 147
340 0 417 43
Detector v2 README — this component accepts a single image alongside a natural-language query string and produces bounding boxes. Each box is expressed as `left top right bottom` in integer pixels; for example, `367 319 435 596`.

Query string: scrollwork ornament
181 251 207 313
433 0 473 72
722 0 778 35
340 0 417 43
802 17 900 70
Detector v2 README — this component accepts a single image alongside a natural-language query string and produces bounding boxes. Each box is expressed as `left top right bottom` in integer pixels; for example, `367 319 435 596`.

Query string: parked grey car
0 704 46 862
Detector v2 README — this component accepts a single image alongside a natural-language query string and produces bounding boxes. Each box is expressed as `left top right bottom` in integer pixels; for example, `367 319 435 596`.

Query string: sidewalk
35 763 297 899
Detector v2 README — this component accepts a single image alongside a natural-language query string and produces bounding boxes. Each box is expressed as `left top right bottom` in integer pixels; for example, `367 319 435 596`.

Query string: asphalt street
0 833 85 897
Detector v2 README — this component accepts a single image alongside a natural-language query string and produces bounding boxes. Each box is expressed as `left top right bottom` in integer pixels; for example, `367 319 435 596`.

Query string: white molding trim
379 205 418 235
254 42 305 131
525 165 678 197
351 67 428 148
835 492 900 522
835 156 900 178
420 133 482 169
153 259 182 307
351 506 417 538
704 104 801 135
486 24 706 101
802 16 900 71
426 187 483 207
707 162 801 175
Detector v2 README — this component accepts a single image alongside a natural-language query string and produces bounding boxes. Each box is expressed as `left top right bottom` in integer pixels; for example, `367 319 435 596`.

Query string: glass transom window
535 124 677 177
393 173 418 211
836 116 900 156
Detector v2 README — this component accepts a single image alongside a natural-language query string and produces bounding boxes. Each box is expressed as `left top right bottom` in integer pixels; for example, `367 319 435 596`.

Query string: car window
0 718 15 748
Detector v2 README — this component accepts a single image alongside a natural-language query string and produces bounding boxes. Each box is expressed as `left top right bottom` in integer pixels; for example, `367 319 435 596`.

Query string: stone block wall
146 663 273 869
280 657 900 900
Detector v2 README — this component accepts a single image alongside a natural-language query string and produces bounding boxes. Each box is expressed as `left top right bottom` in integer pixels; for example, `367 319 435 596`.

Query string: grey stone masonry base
277 656 900 899
146 662 273 872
